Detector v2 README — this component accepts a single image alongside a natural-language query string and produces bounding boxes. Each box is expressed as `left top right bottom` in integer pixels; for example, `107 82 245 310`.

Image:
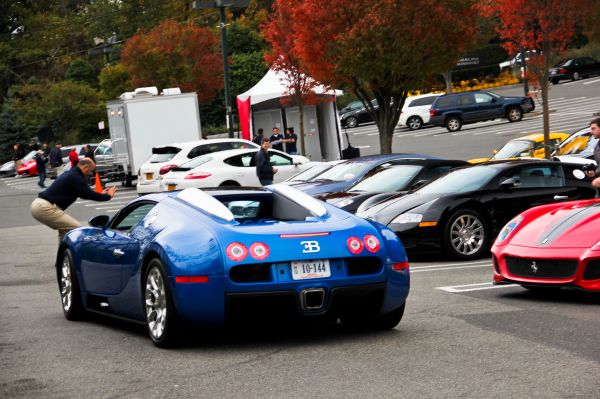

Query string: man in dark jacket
31 158 117 241
586 118 600 191
252 128 264 145
49 143 63 168
254 138 278 186
35 151 47 188
83 144 95 162
269 127 284 151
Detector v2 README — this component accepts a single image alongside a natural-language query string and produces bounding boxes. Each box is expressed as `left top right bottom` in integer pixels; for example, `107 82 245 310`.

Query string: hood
512 201 600 248
358 192 440 224
1 161 15 171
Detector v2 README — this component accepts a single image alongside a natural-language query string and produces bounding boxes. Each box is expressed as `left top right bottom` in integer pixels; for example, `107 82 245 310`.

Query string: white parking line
436 282 518 292
410 259 491 270
583 78 600 85
411 264 492 273
85 199 132 207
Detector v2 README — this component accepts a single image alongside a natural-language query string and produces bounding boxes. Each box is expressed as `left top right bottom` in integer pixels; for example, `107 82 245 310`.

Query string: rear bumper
136 181 162 194
429 115 445 126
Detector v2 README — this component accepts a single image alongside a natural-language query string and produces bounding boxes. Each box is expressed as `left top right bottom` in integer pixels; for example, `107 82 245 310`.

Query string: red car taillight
559 68 568 73
159 164 178 175
226 243 248 261
184 171 211 179
364 234 380 253
175 276 209 283
249 242 270 260
430 109 437 117
392 262 409 271
347 236 364 254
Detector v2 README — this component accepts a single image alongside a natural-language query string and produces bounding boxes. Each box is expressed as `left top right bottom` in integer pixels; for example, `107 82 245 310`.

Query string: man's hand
103 186 117 198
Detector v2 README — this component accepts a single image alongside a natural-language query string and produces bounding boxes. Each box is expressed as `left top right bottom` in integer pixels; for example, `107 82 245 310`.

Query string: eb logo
300 241 320 253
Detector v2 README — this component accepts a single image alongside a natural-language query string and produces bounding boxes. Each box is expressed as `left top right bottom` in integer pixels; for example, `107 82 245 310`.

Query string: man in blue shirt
254 138 278 186
269 127 284 151
31 158 117 242
283 127 298 155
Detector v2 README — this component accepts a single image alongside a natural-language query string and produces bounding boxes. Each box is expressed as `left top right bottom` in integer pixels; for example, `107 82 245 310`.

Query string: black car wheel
219 181 240 187
59 249 84 320
144 258 182 348
443 209 490 260
572 72 580 81
345 116 359 128
407 116 423 130
506 107 523 122
551 78 559 84
340 303 405 331
445 117 462 132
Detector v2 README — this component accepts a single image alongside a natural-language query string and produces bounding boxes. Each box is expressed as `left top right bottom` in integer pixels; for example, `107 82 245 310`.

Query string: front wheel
59 249 84 320
345 116 358 128
445 117 462 132
443 209 490 260
551 78 559 84
407 116 423 130
506 107 523 122
144 259 181 348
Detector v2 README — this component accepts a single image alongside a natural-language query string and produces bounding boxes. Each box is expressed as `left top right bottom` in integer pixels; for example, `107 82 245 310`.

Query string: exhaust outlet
300 288 325 310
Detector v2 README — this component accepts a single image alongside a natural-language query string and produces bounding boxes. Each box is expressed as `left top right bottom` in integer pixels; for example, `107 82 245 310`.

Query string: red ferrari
16 151 39 176
492 198 600 291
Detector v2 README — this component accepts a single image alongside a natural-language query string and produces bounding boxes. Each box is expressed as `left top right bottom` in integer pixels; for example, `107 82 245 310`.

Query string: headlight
391 213 423 224
496 215 523 243
336 198 354 208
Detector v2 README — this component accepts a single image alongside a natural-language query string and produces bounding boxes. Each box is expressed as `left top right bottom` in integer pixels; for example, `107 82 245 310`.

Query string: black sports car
340 100 378 128
549 57 600 84
357 160 596 260
320 159 469 213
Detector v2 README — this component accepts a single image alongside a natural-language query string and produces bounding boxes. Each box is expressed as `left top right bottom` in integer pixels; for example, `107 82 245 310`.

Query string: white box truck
104 87 202 186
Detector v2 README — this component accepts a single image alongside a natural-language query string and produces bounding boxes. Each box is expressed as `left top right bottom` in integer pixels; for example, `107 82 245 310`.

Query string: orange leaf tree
121 20 222 104
268 0 477 154
262 0 324 155
479 0 594 159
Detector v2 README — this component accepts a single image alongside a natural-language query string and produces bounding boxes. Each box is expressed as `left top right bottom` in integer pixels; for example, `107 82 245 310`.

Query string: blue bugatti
57 184 410 347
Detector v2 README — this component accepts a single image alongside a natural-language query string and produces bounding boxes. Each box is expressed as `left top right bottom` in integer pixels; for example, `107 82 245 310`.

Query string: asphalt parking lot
1 80 600 398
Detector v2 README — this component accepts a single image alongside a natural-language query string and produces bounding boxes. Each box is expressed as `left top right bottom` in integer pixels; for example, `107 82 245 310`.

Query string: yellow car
468 132 570 164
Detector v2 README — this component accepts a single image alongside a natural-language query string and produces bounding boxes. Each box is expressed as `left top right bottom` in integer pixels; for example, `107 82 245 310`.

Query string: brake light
347 236 364 254
175 276 209 283
226 242 248 261
364 235 380 253
559 68 568 73
392 262 409 271
159 164 178 175
430 109 437 117
184 171 212 179
249 242 270 260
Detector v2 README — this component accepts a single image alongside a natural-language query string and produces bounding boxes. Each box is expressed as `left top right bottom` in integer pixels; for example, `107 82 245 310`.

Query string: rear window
409 96 437 107
435 97 453 108
148 146 181 163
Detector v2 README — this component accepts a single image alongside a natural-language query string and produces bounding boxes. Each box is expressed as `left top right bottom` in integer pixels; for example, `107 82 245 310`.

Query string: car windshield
22 151 37 162
288 164 332 181
316 162 370 182
557 130 597 156
492 140 533 159
179 155 213 169
417 166 497 194
349 165 422 192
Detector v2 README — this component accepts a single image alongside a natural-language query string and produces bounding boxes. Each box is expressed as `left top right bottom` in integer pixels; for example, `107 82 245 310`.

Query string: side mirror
89 215 110 228
499 177 521 189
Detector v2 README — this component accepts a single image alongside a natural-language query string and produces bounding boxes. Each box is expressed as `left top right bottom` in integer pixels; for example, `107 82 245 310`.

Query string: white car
137 138 259 194
161 148 310 191
499 50 537 71
398 93 442 130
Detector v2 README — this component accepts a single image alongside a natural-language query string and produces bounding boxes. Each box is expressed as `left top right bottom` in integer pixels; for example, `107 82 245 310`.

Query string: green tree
226 22 266 55
66 58 98 86
0 100 27 162
99 63 131 100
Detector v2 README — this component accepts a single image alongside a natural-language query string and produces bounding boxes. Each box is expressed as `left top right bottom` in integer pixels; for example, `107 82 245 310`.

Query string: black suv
429 90 535 132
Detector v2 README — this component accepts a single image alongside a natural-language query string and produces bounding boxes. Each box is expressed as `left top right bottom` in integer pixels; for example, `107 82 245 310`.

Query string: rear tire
59 249 85 320
407 116 423 130
144 258 182 348
572 72 580 81
345 116 359 128
445 117 462 132
219 181 240 187
551 78 559 84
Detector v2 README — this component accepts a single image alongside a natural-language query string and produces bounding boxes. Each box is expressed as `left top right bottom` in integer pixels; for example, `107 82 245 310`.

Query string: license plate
291 259 330 280
167 184 176 191
146 173 154 180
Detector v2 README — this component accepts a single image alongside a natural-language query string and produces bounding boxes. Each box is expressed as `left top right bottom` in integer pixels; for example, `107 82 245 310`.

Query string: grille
346 257 383 276
583 260 600 281
505 256 578 279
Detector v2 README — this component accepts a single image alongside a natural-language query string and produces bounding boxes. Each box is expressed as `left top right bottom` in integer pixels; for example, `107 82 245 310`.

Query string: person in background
35 150 47 188
269 127 284 151
254 138 278 186
283 127 298 155
252 128 264 145
49 143 63 168
68 147 79 168
13 143 25 169
584 117 600 191
41 143 50 158
30 158 117 242
83 144 95 162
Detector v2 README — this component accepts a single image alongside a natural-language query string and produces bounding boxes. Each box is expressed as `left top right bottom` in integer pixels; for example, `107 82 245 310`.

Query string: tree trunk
443 70 453 93
378 120 395 154
542 39 551 159
298 97 306 157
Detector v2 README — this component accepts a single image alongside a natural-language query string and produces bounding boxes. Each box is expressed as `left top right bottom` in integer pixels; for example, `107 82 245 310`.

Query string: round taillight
364 234 380 253
347 236 364 254
226 242 248 261
250 242 270 260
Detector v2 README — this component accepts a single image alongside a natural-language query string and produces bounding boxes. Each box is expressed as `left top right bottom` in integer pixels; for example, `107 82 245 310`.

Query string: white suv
398 93 441 130
137 138 259 194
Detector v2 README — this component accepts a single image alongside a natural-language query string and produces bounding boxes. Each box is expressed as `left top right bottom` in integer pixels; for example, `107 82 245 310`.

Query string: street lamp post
193 0 249 138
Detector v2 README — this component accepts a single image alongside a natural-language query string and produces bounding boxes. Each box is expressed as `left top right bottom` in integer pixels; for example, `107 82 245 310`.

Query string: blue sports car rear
56 184 410 347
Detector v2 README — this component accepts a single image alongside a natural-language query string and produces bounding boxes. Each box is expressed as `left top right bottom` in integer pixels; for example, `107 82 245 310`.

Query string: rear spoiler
152 146 181 154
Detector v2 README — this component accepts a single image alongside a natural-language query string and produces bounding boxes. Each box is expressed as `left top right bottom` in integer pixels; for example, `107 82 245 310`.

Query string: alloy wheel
449 214 484 256
60 256 72 312
145 267 167 340
407 116 422 130
508 108 522 122
346 117 358 128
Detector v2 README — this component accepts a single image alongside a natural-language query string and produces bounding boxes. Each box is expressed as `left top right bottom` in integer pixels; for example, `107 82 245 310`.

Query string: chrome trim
300 288 325 310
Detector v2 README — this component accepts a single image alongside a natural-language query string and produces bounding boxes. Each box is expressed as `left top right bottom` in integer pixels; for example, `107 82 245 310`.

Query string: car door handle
553 195 569 201
112 249 125 257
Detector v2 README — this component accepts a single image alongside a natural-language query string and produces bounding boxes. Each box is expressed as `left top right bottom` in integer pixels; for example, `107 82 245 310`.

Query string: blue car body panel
60 186 410 326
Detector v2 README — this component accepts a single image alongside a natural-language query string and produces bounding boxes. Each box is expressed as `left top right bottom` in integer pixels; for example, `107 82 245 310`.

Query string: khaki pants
30 198 81 242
